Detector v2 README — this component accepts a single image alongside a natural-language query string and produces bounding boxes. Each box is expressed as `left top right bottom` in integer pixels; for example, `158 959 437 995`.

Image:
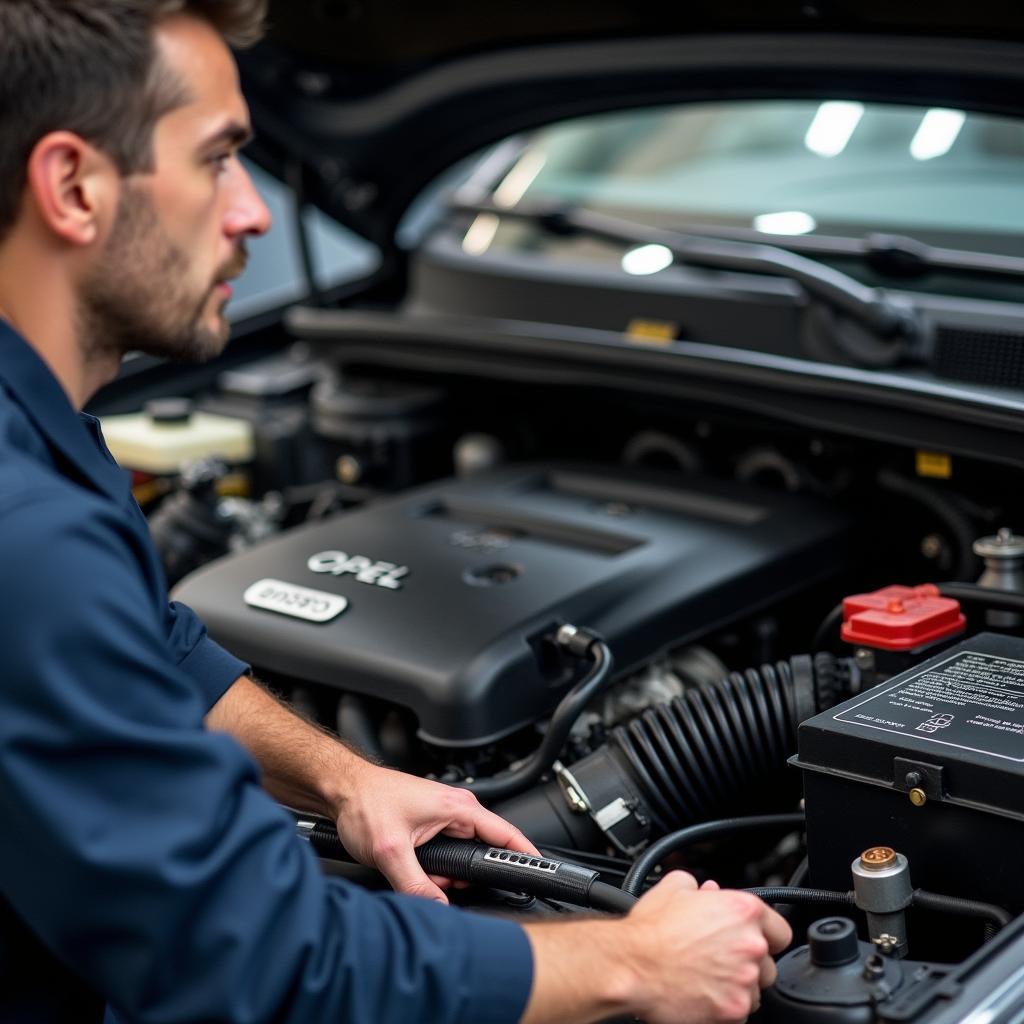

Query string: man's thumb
380 846 449 904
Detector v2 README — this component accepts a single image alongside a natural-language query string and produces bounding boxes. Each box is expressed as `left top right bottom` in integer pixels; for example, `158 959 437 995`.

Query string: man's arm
206 674 540 902
0 494 535 1024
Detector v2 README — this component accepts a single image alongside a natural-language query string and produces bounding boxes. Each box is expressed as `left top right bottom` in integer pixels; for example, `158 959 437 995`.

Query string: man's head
0 1 272 369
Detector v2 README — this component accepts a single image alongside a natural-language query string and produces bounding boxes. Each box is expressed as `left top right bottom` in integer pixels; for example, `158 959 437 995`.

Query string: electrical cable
460 632 613 803
937 582 1024 615
621 813 806 896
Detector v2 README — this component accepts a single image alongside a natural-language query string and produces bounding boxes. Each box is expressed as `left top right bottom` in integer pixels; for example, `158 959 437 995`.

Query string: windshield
467 100 1024 261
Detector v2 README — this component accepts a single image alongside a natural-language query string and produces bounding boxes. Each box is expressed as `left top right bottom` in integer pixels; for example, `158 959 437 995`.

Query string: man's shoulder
0 473 124 554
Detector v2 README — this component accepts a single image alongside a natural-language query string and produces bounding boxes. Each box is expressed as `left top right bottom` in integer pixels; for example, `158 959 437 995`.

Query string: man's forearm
520 919 634 1024
205 675 369 817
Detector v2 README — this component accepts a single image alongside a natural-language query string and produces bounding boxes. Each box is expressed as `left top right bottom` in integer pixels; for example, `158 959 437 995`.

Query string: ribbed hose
608 657 834 835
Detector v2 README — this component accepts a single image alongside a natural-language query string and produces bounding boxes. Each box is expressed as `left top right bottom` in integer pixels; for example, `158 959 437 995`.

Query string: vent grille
932 326 1024 388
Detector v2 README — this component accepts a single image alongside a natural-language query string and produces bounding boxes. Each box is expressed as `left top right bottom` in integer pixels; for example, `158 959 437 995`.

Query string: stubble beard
77 184 244 366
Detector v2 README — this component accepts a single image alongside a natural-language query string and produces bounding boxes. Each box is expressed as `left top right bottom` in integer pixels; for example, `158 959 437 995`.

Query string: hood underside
242 1 1024 252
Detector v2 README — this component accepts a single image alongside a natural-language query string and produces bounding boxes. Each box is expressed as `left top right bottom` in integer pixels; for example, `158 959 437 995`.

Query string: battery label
834 650 1024 762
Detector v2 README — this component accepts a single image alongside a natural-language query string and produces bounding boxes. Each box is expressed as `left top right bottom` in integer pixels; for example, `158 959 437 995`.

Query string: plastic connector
554 624 603 658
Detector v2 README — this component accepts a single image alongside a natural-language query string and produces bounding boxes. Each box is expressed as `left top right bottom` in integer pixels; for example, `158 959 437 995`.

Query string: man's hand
332 763 541 903
206 677 539 903
620 872 790 1023
521 871 792 1024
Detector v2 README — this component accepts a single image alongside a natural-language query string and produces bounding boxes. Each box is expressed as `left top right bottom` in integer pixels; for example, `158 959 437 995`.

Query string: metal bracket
894 757 944 799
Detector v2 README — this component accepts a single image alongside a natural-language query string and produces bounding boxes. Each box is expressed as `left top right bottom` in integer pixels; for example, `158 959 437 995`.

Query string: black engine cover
174 464 849 745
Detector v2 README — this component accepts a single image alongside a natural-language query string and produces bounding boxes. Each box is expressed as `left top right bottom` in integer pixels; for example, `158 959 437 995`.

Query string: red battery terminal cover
840 584 965 651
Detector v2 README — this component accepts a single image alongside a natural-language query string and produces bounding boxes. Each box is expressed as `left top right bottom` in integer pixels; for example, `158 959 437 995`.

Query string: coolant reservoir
101 398 254 474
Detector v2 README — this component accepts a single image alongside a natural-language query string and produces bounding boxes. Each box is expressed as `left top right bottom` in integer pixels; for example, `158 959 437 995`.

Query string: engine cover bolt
909 788 928 807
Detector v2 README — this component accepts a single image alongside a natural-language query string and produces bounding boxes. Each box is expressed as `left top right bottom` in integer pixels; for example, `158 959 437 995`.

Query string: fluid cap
841 584 965 651
808 917 860 967
860 846 897 870
974 527 1024 562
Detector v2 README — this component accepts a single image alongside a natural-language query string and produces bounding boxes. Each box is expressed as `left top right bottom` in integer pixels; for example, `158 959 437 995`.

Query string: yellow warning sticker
625 319 677 345
916 451 952 480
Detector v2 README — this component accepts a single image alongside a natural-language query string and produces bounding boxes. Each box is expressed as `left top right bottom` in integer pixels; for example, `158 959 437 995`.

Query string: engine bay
95 344 1024 1024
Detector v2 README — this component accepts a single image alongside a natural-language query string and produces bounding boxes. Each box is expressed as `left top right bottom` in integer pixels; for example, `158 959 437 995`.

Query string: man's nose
224 162 272 239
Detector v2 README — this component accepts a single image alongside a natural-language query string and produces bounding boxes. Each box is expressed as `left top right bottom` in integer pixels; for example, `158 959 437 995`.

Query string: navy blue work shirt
0 319 533 1023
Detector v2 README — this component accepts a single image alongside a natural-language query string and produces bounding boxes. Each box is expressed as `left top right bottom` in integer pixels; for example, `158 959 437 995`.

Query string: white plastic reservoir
101 398 255 474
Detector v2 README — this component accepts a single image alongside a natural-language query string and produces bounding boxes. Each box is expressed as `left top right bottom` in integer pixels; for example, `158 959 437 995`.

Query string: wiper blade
450 194 920 367
658 224 1024 282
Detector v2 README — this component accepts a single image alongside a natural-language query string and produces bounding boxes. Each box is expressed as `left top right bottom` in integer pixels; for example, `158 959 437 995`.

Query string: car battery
795 632 1024 920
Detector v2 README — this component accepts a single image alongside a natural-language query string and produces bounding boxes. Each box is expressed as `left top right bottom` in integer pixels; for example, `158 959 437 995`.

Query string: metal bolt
921 534 944 560
855 648 876 671
863 954 886 980
909 788 928 807
905 771 922 789
873 934 900 957
336 454 363 484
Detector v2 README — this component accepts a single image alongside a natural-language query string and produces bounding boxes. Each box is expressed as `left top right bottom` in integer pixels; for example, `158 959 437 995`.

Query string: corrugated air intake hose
492 654 851 855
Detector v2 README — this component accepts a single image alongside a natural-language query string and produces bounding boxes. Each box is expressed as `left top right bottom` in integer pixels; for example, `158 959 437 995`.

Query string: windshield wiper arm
450 195 921 361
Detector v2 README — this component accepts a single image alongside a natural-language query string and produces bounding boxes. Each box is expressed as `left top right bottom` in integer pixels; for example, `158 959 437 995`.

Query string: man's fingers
758 955 777 989
700 879 721 891
465 803 541 856
376 843 449 904
760 904 793 955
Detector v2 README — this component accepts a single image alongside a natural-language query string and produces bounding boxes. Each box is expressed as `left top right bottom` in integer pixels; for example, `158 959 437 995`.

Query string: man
0 2 791 1022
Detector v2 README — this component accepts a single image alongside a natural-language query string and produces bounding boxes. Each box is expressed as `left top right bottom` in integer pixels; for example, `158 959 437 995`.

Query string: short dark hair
0 0 268 240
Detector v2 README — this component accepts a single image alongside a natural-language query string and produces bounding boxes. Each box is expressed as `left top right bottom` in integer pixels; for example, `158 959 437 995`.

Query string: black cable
461 639 614 803
293 816 1012 932
812 603 844 652
589 881 639 914
937 582 1024 615
621 813 806 897
912 889 1012 931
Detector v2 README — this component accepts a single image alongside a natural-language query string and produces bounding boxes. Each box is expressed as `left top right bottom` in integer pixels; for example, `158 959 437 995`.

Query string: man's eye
210 153 233 172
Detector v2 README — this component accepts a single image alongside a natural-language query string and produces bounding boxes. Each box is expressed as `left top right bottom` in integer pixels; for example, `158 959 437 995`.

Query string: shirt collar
0 318 130 502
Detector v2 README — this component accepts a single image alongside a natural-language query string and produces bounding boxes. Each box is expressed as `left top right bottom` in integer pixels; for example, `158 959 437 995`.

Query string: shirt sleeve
0 493 534 1024
162 598 249 709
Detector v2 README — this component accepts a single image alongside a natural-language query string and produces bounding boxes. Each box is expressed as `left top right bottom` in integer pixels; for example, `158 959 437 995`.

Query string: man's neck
0 252 119 410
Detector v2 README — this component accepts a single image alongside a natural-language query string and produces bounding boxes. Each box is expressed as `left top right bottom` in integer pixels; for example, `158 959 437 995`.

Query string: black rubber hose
937 582 1024 615
589 881 639 915
877 470 979 580
461 640 614 803
621 814 806 897
912 890 1013 932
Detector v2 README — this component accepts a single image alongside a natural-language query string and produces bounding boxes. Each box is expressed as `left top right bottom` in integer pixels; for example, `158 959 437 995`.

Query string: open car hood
242 1 1024 255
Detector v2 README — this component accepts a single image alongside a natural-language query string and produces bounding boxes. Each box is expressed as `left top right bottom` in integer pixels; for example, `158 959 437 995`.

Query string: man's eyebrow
198 121 254 152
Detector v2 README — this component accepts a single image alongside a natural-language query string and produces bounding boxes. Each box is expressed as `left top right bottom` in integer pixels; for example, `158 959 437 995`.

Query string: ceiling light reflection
804 101 865 157
621 244 674 276
910 108 966 161
753 211 817 235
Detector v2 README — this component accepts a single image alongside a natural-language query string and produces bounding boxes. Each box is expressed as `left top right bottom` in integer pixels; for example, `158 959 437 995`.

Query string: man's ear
25 132 118 247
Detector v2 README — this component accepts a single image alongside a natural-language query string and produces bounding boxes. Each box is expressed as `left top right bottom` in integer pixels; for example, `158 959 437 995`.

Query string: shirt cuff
177 636 250 710
457 913 534 1024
